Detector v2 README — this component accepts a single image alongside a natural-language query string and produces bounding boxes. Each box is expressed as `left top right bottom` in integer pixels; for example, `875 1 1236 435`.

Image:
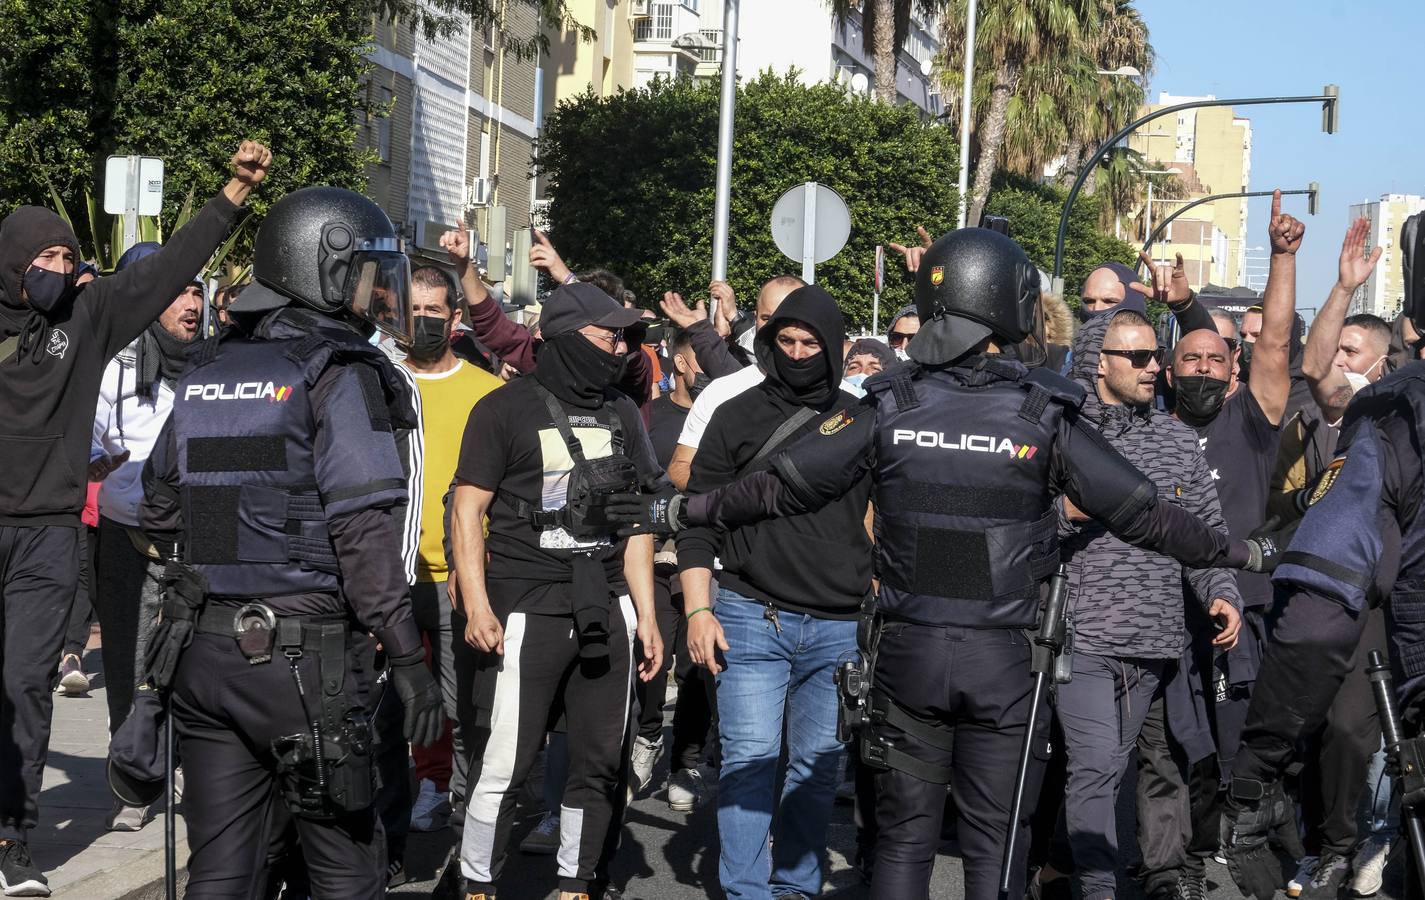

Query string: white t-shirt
92 352 176 527
676 365 765 449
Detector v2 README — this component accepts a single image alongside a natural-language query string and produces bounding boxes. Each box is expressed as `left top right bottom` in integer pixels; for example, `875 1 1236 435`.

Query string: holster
1396 735 1425 807
270 619 373 819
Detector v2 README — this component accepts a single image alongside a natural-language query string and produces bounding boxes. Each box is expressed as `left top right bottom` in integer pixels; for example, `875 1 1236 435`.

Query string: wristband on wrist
562 272 578 285
686 606 712 621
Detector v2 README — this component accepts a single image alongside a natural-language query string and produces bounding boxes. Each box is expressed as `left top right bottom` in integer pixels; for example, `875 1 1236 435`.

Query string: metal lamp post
1051 86 1340 293
710 0 740 282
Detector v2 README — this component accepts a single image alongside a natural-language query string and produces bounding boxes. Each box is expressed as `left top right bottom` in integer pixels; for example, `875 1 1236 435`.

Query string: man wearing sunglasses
885 306 919 360
1053 309 1242 900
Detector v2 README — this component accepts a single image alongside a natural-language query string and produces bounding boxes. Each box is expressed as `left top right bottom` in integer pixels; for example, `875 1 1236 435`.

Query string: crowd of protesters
0 147 1415 900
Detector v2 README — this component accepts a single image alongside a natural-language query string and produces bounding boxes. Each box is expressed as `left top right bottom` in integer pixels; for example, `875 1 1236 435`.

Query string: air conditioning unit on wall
630 0 652 20
465 177 492 209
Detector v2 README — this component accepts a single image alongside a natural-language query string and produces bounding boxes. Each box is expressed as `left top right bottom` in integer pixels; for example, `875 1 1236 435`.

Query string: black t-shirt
647 394 691 471
1195 388 1281 607
455 376 660 617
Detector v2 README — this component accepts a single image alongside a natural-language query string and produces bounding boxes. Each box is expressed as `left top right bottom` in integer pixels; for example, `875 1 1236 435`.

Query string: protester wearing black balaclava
445 279 666 899
676 283 872 900
0 141 263 895
112 243 205 400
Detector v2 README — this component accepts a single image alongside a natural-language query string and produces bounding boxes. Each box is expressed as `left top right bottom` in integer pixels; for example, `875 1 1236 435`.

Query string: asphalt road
385 688 1410 900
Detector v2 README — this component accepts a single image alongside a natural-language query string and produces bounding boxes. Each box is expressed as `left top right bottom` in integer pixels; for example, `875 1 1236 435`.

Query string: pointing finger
917 225 933 248
1271 189 1282 220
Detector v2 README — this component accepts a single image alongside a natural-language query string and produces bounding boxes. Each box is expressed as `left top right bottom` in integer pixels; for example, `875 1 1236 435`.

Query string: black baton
1367 649 1425 880
164 691 177 900
1000 564 1070 896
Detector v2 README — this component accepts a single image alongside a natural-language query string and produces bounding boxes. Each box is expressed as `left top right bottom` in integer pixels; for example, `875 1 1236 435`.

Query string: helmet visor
346 251 412 342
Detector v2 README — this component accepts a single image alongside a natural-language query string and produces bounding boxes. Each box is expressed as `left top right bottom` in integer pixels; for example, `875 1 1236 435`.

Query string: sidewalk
33 643 184 899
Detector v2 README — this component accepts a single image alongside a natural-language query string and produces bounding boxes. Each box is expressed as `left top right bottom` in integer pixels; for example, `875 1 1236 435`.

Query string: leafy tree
0 0 377 261
376 0 591 54
537 72 959 331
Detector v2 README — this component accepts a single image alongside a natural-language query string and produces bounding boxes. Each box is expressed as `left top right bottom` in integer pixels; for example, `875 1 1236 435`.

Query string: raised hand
529 228 572 283
659 291 707 329
223 140 273 206
440 224 471 269
1337 217 1383 292
1267 190 1306 255
888 225 934 273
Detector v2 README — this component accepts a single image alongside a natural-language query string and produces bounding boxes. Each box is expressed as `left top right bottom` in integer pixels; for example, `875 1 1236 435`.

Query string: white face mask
736 326 756 354
894 347 910 362
1345 354 1387 395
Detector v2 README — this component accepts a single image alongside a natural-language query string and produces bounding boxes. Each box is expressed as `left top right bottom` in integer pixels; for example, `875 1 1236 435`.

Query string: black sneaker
385 857 409 890
1175 871 1206 900
0 841 49 897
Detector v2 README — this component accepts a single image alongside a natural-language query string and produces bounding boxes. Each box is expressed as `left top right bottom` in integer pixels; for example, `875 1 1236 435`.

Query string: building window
636 1 673 39
373 86 393 163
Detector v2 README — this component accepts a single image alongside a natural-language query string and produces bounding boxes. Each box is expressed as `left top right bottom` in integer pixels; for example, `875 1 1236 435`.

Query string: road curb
56 836 188 900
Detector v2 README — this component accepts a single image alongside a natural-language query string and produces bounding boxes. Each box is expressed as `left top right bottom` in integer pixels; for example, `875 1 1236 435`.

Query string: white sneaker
1350 836 1390 897
57 654 88 695
409 778 451 832
105 803 147 832
629 735 663 797
1287 855 1319 899
667 767 704 812
519 812 559 854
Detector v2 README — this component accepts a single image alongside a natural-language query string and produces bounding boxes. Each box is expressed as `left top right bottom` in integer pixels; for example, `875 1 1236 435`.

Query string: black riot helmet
907 228 1042 366
1403 211 1425 341
240 186 413 341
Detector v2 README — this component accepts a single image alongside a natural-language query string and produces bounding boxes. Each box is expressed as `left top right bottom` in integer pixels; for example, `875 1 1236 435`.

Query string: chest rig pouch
498 382 639 542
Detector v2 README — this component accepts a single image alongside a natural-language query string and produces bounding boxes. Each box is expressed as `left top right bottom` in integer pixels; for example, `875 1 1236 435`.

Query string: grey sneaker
1302 852 1350 899
1288 855 1320 898
57 654 88 696
629 735 663 797
105 802 148 832
1350 835 1390 896
667 767 704 812
518 812 559 855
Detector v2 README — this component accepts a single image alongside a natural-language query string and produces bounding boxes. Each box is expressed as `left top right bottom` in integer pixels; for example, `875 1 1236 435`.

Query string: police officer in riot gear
1222 215 1425 900
140 185 443 899
640 227 1276 899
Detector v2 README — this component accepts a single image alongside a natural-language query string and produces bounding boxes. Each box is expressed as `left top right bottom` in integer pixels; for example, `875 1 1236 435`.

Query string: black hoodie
0 194 241 526
678 285 873 618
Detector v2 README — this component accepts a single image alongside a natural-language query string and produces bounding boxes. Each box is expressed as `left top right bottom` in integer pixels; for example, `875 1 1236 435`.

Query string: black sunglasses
1223 338 1240 354
888 330 915 345
1101 347 1163 368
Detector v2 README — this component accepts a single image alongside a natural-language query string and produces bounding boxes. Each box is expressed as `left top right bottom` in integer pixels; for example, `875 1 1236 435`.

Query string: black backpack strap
530 380 587 462
748 407 818 471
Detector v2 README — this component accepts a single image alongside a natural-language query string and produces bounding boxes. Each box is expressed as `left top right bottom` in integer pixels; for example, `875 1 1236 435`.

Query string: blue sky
1138 0 1422 316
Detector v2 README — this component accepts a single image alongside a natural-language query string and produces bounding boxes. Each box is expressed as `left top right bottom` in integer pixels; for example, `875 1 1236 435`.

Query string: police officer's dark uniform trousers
1226 363 1425 897
673 229 1260 899
140 188 440 899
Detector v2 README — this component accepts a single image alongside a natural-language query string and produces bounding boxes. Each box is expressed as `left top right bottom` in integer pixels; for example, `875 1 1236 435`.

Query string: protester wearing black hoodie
0 141 266 897
678 284 872 900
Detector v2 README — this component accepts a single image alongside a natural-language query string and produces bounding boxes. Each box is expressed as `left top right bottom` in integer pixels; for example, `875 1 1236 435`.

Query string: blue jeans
714 589 856 899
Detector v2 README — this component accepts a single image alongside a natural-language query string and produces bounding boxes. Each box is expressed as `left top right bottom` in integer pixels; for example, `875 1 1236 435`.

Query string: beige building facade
1131 93 1252 288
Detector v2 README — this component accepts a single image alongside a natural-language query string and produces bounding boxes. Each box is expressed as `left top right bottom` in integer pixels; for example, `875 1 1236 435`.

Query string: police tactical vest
868 361 1082 628
171 330 408 598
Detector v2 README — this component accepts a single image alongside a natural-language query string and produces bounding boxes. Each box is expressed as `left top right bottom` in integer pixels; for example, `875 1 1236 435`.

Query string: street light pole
955 0 978 229
1051 87 1339 292
710 0 740 282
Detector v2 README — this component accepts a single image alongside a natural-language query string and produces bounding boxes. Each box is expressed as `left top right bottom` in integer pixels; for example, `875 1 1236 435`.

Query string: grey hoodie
1060 314 1241 658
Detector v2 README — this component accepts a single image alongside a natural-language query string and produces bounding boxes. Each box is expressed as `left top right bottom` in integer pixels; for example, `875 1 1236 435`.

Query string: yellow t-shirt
410 360 503 581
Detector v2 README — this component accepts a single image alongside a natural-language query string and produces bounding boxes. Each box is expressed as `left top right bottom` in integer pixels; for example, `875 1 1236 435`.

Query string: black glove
1225 777 1299 900
607 482 686 536
144 560 207 690
1242 515 1301 573
388 652 444 747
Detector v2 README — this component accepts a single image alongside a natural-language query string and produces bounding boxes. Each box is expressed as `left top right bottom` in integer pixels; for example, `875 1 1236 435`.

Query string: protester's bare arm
1251 191 1305 426
1303 219 1382 420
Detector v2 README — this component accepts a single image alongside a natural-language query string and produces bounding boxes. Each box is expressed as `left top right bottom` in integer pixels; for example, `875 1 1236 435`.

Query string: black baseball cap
539 282 643 338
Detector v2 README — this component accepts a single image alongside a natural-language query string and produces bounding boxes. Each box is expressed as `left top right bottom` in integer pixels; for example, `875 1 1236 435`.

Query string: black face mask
1237 340 1253 383
23 266 72 315
688 372 712 399
1173 375 1230 425
533 332 627 408
773 348 829 399
403 315 450 359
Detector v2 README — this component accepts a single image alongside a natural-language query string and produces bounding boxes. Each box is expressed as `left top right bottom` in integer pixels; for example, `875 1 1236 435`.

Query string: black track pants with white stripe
459 598 635 895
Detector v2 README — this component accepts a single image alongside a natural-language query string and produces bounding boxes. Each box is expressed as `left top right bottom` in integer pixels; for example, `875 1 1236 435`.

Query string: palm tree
1057 0 1153 183
828 0 940 104
937 0 1094 227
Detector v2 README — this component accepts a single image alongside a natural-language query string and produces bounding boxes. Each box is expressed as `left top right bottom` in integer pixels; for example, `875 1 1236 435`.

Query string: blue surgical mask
844 373 869 395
